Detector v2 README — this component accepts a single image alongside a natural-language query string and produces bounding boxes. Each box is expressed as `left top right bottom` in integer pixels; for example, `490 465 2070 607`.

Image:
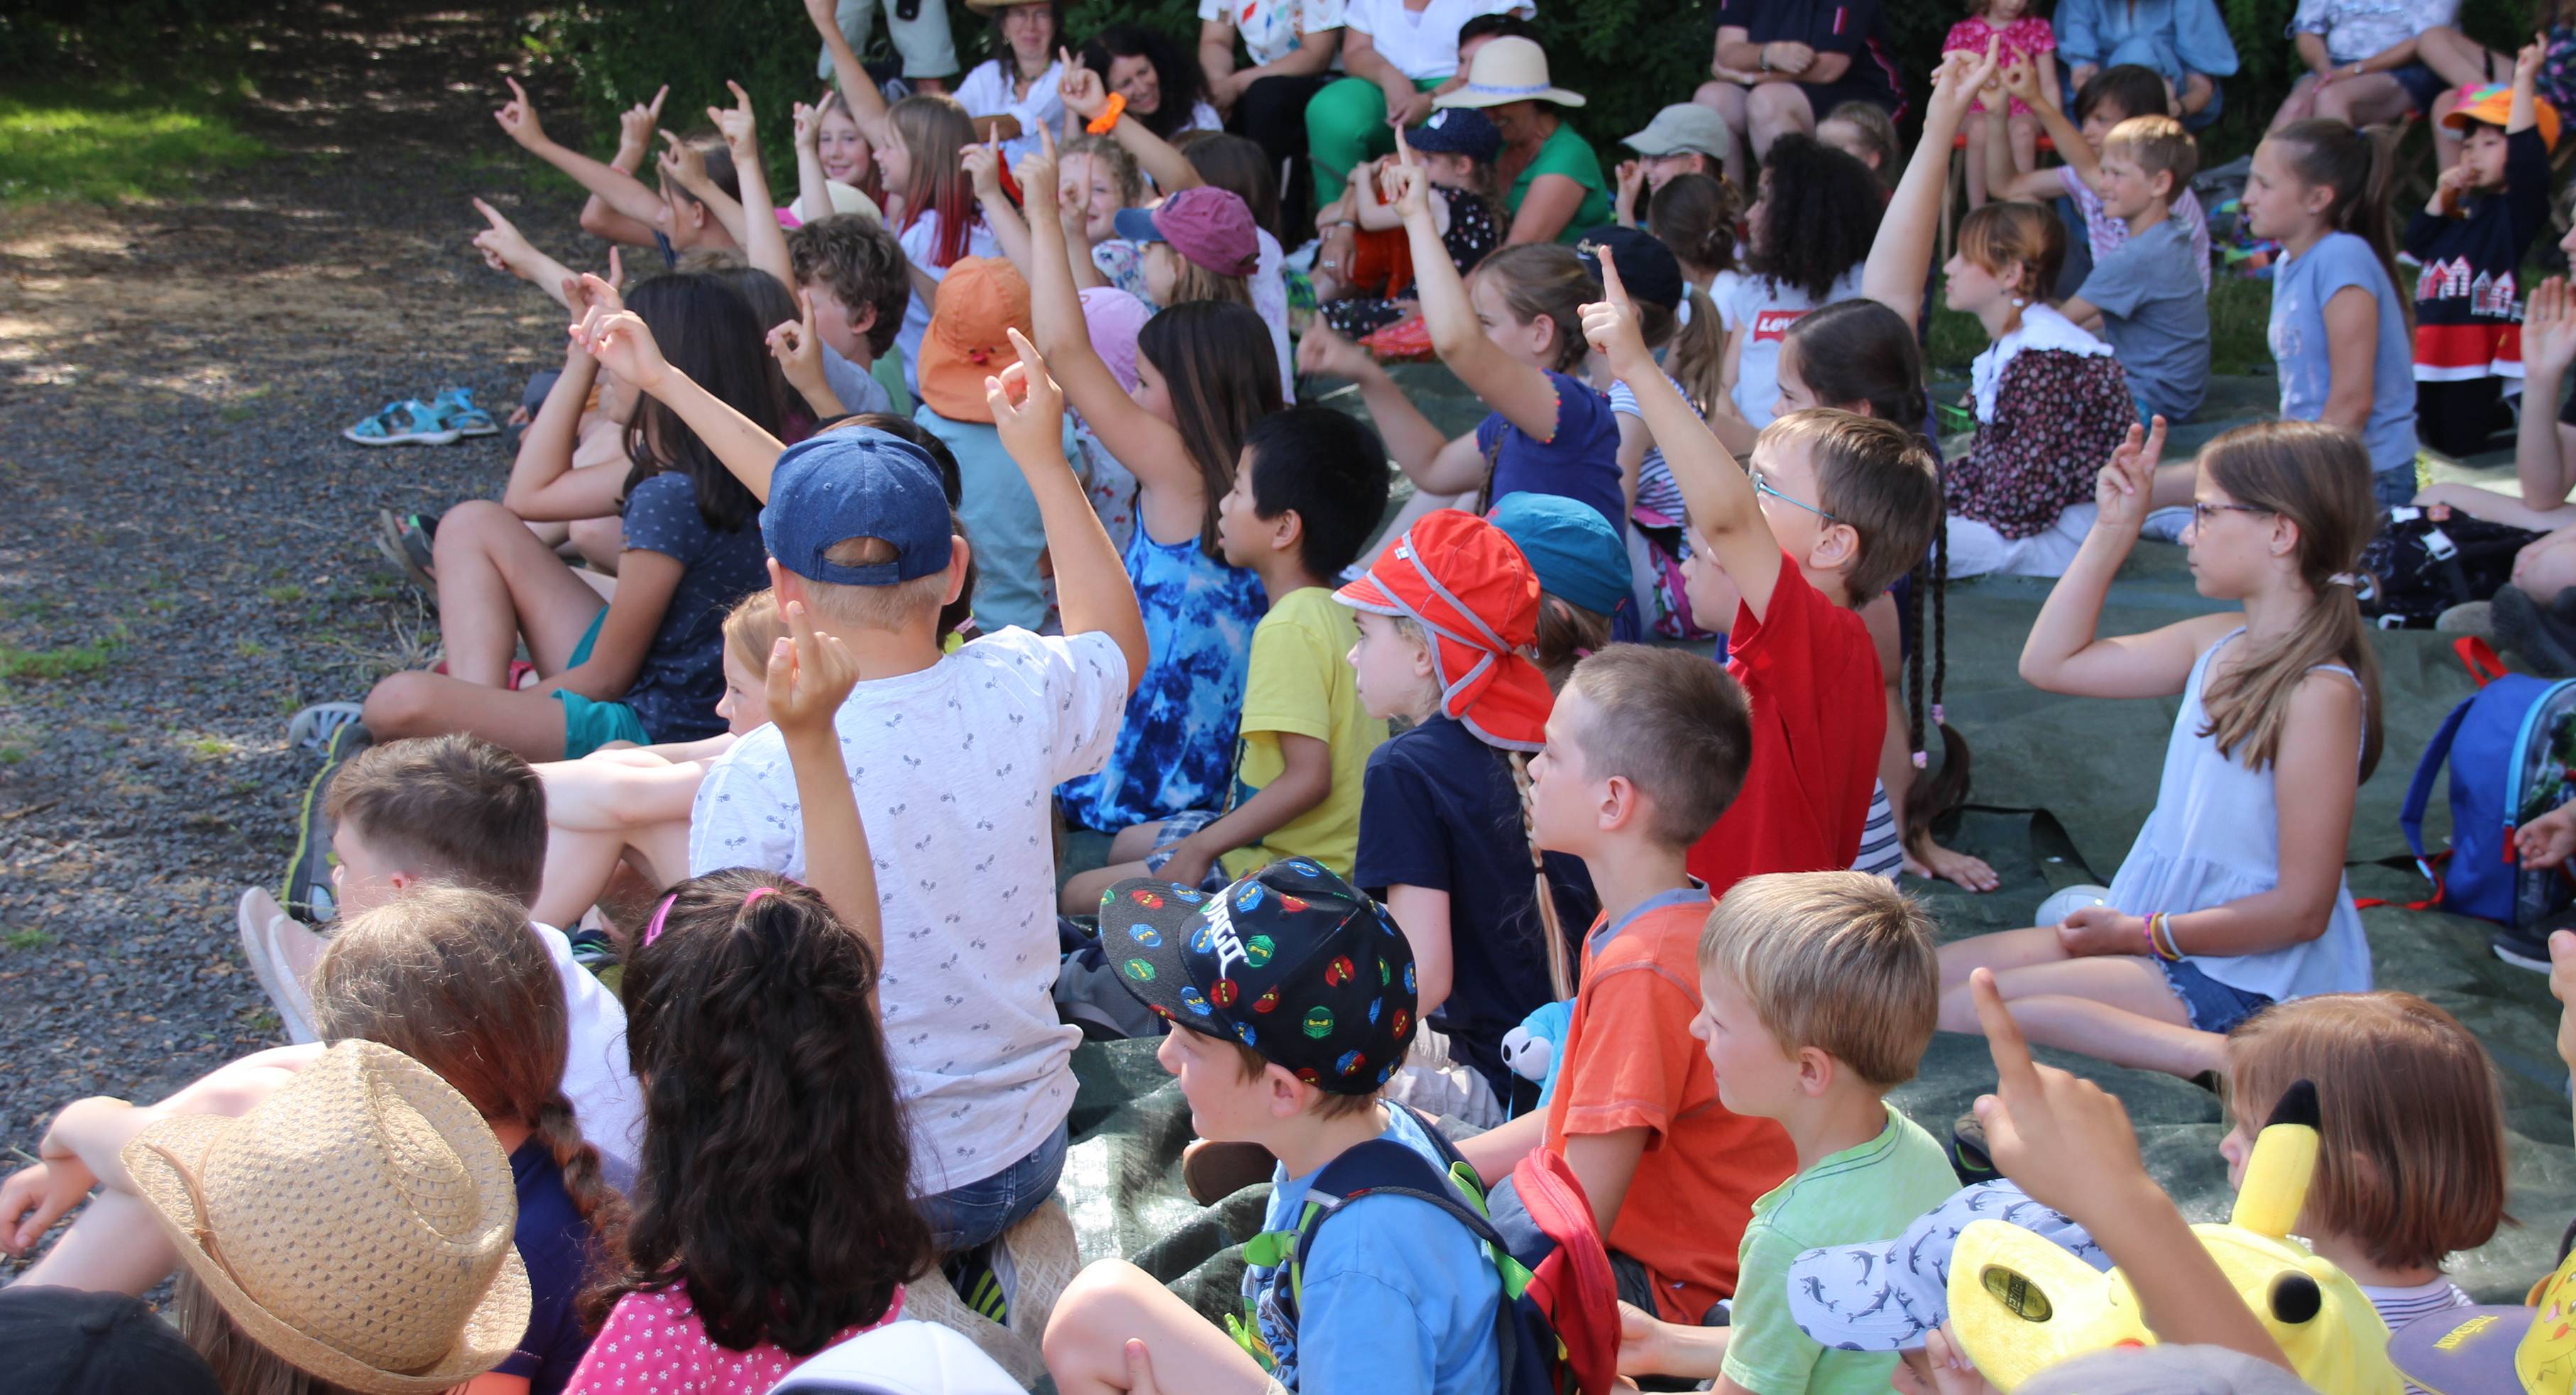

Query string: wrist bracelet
1087 92 1127 135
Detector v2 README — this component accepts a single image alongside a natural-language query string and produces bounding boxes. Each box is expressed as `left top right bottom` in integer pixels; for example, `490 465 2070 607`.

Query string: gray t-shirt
821 341 894 418
2078 215 2210 426
2268 230 2418 478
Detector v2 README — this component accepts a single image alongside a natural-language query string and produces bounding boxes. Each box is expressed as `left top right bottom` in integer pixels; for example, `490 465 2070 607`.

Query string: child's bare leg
14 1191 180 1295
1936 925 2069 997
1940 951 2218 1074
1995 992 2230 1077
2008 111 2039 175
1043 1259 1281 1395
532 824 638 929
360 674 575 762
1963 111 1990 207
430 499 608 686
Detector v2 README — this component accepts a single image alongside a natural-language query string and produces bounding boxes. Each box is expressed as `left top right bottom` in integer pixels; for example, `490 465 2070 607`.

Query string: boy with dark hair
2408 40 2558 456
786 214 912 416
690 336 1149 1253
1585 251 1941 897
1462 643 1797 1325
2059 115 2210 425
1061 406 1393 904
234 734 645 1171
1042 860 1506 1395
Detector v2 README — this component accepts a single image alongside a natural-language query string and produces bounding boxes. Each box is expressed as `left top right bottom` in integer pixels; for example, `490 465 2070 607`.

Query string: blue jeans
916 1120 1068 1254
2376 464 2421 511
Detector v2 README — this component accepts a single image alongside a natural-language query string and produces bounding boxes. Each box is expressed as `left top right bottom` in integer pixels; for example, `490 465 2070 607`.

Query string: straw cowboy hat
1435 36 1587 110
121 1040 531 1395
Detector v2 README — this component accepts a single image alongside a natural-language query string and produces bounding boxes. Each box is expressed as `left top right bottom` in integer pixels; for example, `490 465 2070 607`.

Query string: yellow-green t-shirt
1220 587 1386 880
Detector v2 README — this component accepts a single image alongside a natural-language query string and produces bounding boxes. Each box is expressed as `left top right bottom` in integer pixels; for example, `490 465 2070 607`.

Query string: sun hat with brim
916 256 1033 424
1112 186 1261 277
1335 508 1552 750
1433 36 1586 110
2439 82 2562 152
121 1040 530 1395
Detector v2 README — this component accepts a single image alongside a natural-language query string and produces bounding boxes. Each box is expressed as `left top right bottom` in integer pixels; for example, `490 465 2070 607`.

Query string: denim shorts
2160 958 2275 1034
1142 809 1232 892
914 1120 1069 1255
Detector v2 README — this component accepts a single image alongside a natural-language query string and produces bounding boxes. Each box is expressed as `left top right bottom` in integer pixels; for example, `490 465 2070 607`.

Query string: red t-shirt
1542 890 1797 1323
1686 552 1887 897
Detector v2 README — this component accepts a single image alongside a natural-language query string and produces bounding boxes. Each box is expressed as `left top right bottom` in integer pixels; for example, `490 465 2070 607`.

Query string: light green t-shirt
1722 1104 1958 1395
1220 586 1387 880
1508 120 1612 246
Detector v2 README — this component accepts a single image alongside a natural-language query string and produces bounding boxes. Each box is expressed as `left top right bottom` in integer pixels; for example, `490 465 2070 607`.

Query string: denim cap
1486 492 1633 618
1785 1181 2106 1352
761 429 955 584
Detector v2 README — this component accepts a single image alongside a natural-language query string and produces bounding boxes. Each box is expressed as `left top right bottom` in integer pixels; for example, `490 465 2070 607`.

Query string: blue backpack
2400 646 2576 927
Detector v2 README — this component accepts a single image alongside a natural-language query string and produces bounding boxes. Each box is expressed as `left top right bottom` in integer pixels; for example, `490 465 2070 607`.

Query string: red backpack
1243 1110 1621 1395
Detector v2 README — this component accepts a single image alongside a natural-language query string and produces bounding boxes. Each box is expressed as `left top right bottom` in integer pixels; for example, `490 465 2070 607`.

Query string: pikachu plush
1944 1080 2400 1394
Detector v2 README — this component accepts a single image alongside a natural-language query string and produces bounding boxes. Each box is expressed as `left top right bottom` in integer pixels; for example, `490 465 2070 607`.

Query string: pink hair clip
642 893 679 948
1911 750 1929 769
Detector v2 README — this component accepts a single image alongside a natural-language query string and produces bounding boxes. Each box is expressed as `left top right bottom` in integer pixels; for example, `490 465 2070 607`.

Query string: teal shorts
552 606 651 757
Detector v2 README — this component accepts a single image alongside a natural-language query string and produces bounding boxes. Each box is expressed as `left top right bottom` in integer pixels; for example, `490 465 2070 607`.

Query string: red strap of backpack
2457 637 2508 688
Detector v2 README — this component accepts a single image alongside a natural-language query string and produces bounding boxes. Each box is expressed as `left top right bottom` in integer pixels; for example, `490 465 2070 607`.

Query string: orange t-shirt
1541 888 1796 1323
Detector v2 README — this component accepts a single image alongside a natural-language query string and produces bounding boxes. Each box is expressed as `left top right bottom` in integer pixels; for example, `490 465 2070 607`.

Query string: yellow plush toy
1944 1079 2399 1394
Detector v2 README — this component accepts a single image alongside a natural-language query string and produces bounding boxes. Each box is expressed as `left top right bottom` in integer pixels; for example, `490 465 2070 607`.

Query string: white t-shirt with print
530 922 646 1175
688 628 1129 1193
1252 228 1295 400
953 57 1067 169
1200 0 1349 68
1723 263 1864 427
894 211 1004 397
1343 0 1526 80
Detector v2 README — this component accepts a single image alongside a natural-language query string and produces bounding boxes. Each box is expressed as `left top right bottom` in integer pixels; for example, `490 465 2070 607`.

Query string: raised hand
657 128 710 192
617 84 669 155
1615 158 1645 214
764 599 862 743
1967 968 2151 1221
962 137 1005 199
1059 50 1109 119
2531 278 2576 381
1929 39 2002 124
0 1145 94 1257
2094 415 2166 532
793 97 823 151
709 80 757 162
987 327 1068 462
574 305 672 393
564 248 627 318
1017 123 1060 211
1296 321 1377 381
1997 55 2040 102
2521 35 2548 87
768 291 832 400
1379 157 1432 224
1578 246 1655 380
495 76 548 149
471 197 538 276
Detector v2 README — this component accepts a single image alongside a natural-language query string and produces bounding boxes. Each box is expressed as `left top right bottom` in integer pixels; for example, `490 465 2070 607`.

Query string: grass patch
3 928 56 952
0 626 125 681
0 77 263 207
260 584 305 605
1926 275 2275 380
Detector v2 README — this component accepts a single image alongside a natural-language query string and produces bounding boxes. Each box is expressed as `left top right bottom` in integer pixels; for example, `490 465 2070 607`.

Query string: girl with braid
1342 508 1599 1123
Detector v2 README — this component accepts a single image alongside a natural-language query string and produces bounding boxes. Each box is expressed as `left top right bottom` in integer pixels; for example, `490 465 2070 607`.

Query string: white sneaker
2139 505 2193 543
236 886 324 1044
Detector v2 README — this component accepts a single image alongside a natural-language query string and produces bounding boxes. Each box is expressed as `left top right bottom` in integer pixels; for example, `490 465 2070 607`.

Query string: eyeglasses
2191 501 2274 527
1752 470 1840 523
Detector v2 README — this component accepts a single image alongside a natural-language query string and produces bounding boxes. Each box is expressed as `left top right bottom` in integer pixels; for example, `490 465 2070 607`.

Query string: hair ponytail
2272 119 2411 333
531 1091 628 1262
2195 420 2386 779
1903 513 1971 840
1509 750 1575 1000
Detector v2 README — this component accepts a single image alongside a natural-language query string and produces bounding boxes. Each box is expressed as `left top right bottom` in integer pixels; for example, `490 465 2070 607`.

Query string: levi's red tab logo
1752 307 1809 344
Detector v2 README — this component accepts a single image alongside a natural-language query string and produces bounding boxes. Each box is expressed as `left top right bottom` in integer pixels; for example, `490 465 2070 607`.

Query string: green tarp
1055 539 2576 1318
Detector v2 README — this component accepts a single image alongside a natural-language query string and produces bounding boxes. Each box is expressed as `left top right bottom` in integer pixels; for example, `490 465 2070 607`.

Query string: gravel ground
1 0 610 1273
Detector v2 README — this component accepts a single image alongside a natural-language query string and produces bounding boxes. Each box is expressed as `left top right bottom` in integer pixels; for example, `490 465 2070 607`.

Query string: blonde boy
2059 116 2210 426
1689 871 1956 1395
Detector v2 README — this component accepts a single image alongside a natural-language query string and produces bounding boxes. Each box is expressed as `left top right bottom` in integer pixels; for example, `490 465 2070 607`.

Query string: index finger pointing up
1969 968 2043 1103
1595 244 1627 305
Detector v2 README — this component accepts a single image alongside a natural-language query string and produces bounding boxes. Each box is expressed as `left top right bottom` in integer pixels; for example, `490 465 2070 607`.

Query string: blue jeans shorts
2374 463 2422 511
1143 809 1233 892
552 605 650 758
916 1120 1069 1255
2160 958 2275 1034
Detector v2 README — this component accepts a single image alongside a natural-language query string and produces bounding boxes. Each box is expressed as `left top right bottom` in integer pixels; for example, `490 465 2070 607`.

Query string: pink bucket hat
1079 286 1152 394
1112 186 1260 278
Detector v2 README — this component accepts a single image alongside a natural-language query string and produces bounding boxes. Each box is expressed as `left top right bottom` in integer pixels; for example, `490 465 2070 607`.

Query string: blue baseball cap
1486 492 1633 618
761 430 955 585
1404 107 1501 163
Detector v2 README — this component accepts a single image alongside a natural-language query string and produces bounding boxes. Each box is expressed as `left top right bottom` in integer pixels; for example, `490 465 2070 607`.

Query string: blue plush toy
1499 999 1574 1111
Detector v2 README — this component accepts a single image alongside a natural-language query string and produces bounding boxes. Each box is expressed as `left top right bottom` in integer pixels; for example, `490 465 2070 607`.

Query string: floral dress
1946 306 2134 540
1944 16 2057 116
1320 187 1503 339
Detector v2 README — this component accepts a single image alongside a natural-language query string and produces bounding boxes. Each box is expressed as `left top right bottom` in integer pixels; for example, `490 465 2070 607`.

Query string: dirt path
0 0 606 1257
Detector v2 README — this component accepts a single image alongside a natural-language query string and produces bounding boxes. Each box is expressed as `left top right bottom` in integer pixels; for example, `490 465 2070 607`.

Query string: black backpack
2357 505 2543 628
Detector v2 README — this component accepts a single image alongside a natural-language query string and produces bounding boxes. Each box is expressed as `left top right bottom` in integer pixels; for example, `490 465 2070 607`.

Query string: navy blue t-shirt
620 471 769 743
502 1143 598 1395
1353 715 1600 1100
1475 371 1626 542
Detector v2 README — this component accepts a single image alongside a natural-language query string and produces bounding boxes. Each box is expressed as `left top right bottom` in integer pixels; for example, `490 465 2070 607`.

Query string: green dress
1507 120 1612 245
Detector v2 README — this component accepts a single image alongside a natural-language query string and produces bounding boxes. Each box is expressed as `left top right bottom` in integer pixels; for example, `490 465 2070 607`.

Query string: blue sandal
429 386 500 437
342 399 460 447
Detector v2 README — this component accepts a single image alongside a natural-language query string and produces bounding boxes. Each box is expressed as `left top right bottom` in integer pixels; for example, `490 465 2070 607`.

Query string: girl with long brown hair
1938 419 2384 1080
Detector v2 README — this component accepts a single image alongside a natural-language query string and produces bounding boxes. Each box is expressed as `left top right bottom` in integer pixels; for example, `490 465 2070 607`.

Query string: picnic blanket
1053 537 2576 1319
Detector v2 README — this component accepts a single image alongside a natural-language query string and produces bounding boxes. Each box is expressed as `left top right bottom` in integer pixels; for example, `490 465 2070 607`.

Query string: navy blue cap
761 430 955 585
1575 225 1685 312
1404 107 1501 163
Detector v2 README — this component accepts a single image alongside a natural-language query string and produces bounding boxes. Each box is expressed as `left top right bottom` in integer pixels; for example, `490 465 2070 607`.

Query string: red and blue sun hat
1335 508 1552 751
1102 859 1419 1095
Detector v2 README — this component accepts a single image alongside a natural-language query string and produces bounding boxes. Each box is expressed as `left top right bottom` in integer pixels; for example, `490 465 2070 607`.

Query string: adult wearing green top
1303 0 1533 212
1435 36 1610 245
